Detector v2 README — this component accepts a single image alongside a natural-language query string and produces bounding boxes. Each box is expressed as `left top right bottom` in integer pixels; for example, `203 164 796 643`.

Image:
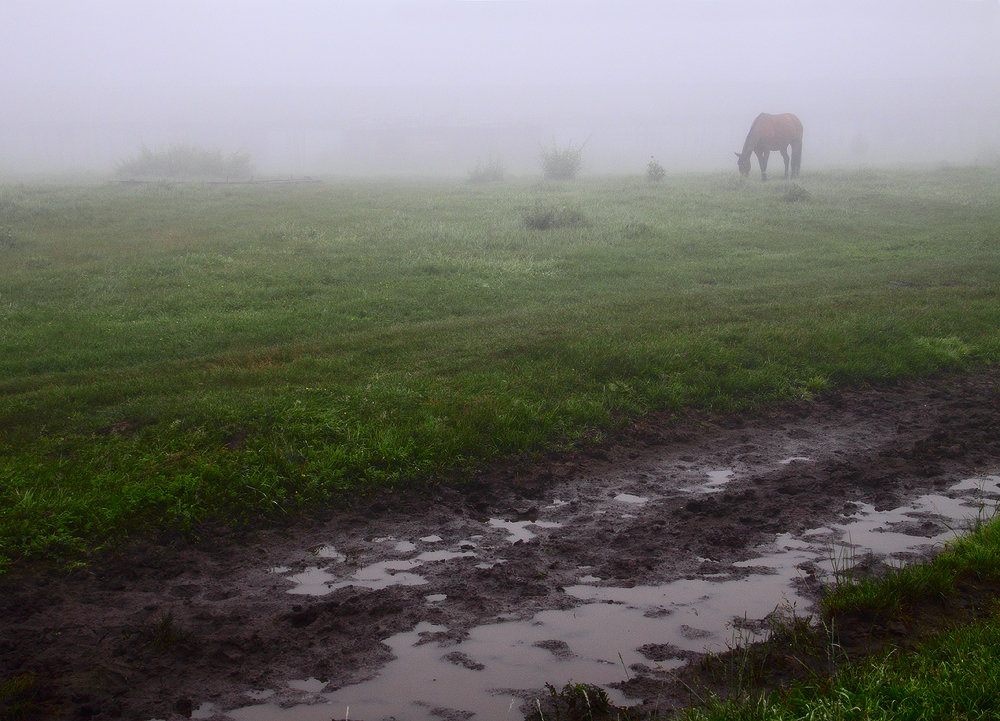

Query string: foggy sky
2 1 999 177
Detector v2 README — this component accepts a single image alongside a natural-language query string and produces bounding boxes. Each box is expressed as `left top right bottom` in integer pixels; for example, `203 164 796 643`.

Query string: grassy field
2 168 1000 569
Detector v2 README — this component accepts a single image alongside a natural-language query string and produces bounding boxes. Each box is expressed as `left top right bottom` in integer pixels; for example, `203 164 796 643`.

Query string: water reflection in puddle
283 550 478 596
614 493 649 505
309 545 345 561
488 518 563 543
684 469 734 493
236 475 1000 721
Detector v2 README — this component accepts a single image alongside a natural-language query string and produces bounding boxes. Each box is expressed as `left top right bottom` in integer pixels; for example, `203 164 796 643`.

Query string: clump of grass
541 142 585 180
699 601 831 695
522 204 587 230
149 610 189 650
468 157 505 184
646 156 666 183
783 184 811 202
529 682 614 721
115 143 254 181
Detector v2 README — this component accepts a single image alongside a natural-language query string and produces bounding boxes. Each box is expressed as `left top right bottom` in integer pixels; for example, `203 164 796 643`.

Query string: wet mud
3 370 1000 720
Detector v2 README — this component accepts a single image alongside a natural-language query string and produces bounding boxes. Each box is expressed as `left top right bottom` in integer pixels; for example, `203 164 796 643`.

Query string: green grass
682 614 1000 720
821 510 1000 617
676 513 1000 721
2 168 1000 568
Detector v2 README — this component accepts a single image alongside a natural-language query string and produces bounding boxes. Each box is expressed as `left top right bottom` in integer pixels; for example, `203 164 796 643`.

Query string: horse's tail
790 119 803 178
791 139 802 177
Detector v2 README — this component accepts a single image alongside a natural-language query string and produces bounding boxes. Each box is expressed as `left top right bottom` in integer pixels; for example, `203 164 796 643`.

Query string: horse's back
752 113 802 146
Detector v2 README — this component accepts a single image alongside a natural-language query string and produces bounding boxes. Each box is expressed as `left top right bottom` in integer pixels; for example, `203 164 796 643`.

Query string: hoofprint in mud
2 372 999 720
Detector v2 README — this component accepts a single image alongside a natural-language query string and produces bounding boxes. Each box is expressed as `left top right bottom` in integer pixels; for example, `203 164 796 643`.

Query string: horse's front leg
780 148 790 179
756 150 769 181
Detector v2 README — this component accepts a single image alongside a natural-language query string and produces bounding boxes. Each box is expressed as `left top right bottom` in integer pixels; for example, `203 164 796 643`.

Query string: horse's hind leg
790 140 802 178
780 148 790 179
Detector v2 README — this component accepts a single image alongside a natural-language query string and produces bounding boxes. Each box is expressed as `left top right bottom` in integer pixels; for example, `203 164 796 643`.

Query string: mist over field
2 0 998 178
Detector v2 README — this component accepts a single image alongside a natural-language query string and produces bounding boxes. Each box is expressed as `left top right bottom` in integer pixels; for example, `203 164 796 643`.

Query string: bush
468 157 505 184
646 156 666 183
541 142 585 180
115 144 254 181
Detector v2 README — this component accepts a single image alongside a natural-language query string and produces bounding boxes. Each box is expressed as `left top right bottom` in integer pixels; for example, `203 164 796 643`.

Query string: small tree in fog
646 156 665 183
541 142 584 180
115 144 254 181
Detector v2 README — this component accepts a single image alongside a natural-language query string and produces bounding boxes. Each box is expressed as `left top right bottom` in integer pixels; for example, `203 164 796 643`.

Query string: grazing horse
735 113 803 181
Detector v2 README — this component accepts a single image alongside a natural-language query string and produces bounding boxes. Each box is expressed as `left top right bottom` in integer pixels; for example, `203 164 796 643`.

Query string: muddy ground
3 370 1000 720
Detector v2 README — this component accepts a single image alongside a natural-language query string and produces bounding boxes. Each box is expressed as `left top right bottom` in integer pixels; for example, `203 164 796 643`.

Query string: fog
2 0 999 178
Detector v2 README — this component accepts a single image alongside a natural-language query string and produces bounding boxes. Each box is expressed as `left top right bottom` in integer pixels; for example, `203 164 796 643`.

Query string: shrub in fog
541 142 584 180
646 157 666 183
115 144 254 181
468 157 505 184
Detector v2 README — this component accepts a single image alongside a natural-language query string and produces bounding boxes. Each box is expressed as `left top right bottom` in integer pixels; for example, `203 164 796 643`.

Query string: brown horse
735 113 803 181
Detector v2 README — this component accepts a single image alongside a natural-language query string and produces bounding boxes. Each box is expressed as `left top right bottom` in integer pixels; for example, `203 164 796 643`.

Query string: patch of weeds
522 205 587 231
783 184 811 202
700 601 833 696
530 682 615 721
148 610 189 650
790 374 830 400
0 673 40 721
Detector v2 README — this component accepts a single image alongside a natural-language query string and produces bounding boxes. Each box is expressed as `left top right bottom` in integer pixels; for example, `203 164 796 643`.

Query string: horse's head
735 152 750 178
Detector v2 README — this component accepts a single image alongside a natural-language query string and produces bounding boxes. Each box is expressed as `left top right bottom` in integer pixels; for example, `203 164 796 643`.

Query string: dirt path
3 371 1000 720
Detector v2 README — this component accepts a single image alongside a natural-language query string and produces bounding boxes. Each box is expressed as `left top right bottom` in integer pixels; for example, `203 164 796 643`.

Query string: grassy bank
2 169 1000 568
672 514 1000 721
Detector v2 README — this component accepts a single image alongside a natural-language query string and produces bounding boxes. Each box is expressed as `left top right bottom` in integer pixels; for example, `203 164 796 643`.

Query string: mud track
3 371 1000 720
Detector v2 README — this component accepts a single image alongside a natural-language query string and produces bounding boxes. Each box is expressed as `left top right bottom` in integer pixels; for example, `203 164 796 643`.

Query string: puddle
613 493 649 505
330 560 428 592
684 469 734 493
287 678 327 694
309 545 345 561
488 518 563 543
233 474 1000 720
285 567 341 596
